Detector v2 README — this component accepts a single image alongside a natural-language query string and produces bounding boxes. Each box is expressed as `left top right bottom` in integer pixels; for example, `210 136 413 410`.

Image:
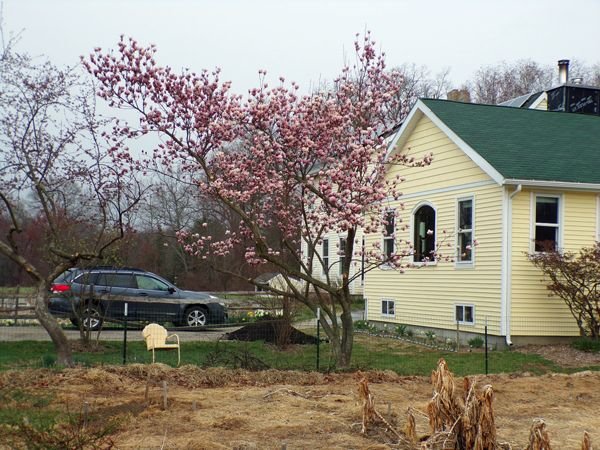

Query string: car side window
96 273 136 288
135 275 170 291
73 272 98 285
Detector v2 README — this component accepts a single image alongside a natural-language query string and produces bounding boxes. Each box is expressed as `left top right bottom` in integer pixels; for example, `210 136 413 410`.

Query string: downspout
504 184 522 346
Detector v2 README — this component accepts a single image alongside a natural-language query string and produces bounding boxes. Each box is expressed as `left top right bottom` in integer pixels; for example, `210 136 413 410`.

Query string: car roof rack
76 265 145 272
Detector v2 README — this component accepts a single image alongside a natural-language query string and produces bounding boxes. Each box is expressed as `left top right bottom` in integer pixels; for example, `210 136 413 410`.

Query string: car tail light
51 284 71 293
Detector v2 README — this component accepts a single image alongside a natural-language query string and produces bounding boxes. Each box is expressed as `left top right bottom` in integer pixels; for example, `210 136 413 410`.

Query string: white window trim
597 195 600 241
321 238 329 276
455 303 475 325
530 192 563 253
455 195 475 269
338 235 347 276
381 208 396 266
360 238 366 285
381 298 396 318
411 201 438 266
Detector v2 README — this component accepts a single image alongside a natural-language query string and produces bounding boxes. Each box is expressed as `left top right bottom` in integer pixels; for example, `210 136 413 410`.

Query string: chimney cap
558 59 570 65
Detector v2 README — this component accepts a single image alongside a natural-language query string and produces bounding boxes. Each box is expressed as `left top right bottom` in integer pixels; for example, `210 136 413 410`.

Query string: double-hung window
534 195 560 252
322 238 329 275
361 238 365 284
339 237 347 275
455 304 474 325
383 210 395 260
457 198 473 263
381 299 395 317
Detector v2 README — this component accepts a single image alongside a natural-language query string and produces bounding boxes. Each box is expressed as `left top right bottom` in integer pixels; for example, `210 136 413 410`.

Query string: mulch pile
225 320 319 345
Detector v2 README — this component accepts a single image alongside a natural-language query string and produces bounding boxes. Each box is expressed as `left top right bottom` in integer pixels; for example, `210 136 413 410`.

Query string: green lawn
1 333 597 375
0 286 35 295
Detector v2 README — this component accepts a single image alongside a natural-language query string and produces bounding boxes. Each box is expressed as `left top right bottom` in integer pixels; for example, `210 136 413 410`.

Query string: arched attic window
413 204 436 262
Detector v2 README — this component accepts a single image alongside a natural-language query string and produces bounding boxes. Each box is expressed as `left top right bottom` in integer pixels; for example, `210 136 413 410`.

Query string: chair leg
177 347 180 367
152 348 155 364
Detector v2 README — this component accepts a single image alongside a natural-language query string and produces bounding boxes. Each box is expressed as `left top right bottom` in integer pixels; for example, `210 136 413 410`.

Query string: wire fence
0 291 585 373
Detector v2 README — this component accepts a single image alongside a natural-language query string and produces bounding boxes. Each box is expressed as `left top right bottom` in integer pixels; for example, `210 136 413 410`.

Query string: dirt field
1 358 599 450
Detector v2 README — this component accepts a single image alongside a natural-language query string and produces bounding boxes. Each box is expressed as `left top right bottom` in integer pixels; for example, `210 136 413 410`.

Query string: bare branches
530 243 600 338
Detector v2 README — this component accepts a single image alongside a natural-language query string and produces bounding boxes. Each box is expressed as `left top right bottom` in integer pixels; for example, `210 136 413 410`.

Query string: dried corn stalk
357 376 407 443
473 385 496 450
405 407 417 444
358 377 376 434
421 431 457 450
461 378 480 450
526 419 552 450
427 359 464 434
582 431 592 450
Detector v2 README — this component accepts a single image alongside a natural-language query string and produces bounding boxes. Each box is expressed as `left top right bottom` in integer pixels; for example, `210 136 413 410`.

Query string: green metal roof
421 98 600 184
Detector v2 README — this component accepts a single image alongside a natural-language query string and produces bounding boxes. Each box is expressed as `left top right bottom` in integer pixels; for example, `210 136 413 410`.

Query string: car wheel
81 305 103 331
185 306 207 327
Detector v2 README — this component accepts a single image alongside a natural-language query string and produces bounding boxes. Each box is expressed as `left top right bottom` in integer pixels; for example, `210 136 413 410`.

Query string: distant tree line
2 54 599 292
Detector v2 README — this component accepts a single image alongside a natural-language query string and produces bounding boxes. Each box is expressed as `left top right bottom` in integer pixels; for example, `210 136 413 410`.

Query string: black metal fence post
123 302 128 365
316 307 320 371
484 317 488 375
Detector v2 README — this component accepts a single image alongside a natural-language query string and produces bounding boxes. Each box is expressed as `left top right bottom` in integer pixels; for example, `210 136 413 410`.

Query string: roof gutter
505 179 600 191
503 183 522 347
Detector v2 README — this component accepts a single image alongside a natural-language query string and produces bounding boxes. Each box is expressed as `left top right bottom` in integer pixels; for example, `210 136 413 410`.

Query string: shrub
425 330 436 343
395 324 407 336
468 336 484 348
529 243 600 338
572 337 600 353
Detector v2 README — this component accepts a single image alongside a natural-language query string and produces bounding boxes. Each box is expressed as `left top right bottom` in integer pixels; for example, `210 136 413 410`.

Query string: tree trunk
34 283 73 367
339 306 354 368
320 292 354 369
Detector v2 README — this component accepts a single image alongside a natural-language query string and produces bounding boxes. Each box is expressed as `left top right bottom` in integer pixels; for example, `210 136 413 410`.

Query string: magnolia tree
86 33 431 367
0 37 142 365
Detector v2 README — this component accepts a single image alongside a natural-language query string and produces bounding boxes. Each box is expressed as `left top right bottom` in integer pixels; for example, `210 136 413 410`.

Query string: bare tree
381 63 451 124
0 30 142 365
567 59 600 86
470 60 553 104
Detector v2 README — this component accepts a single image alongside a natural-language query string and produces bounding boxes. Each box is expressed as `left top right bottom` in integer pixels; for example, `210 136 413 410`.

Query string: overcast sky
3 0 600 95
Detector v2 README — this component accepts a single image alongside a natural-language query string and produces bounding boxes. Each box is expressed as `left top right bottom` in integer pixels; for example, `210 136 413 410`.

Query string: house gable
365 108 505 338
387 100 504 185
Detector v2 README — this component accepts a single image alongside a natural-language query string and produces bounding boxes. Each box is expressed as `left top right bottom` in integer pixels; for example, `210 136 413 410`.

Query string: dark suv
48 267 227 330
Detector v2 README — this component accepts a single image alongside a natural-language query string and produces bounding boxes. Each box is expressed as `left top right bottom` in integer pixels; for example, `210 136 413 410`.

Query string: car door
133 274 180 323
95 272 137 320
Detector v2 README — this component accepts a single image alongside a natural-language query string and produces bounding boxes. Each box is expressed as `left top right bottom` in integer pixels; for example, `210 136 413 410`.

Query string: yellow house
365 98 600 346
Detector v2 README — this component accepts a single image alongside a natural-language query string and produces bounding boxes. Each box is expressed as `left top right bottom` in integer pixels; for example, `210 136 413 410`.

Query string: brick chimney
447 88 471 103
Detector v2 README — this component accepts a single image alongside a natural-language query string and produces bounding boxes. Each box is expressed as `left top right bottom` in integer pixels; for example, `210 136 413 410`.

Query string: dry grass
0 364 598 449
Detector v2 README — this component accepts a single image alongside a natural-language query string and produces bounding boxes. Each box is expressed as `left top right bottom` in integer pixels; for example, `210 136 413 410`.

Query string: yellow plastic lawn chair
142 323 181 367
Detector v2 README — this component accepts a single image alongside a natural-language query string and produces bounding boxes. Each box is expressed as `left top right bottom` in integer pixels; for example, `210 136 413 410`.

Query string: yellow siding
533 98 548 111
364 115 504 334
510 189 598 336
